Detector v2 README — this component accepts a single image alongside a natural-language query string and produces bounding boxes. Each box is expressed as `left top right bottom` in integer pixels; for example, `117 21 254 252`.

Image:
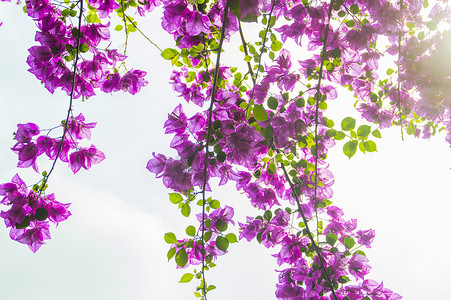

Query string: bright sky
0 4 450 300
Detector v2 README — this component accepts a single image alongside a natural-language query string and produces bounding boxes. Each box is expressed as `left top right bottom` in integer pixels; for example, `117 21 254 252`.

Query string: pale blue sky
0 3 450 300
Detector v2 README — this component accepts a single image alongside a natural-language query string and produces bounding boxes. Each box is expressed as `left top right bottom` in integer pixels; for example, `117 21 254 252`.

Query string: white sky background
0 3 450 300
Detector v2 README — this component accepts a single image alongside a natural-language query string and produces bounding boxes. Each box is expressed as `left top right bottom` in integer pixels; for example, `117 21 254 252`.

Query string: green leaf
372 129 382 138
35 208 48 221
261 126 274 139
267 96 278 110
204 230 212 242
215 219 228 232
241 14 259 22
263 210 272 221
225 233 238 243
334 131 346 140
341 117 356 131
61 8 70 16
164 232 177 244
357 125 371 138
386 68 395 75
343 140 358 159
345 20 355 27
209 199 220 209
114 25 123 31
338 275 350 284
179 273 194 283
80 43 89 53
364 140 377 152
167 247 176 261
295 98 305 108
175 248 188 267
253 104 268 121
216 236 229 252
326 233 337 246
271 41 283 51
15 216 30 229
244 55 252 62
326 129 336 137
359 141 366 153
318 102 327 110
169 193 183 204
181 204 191 217
344 236 355 249
186 225 196 236
161 48 179 60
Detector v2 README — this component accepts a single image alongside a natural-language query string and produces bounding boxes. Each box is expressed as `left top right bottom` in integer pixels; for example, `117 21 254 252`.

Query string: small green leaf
267 96 278 110
164 232 177 244
341 117 356 131
225 233 238 243
295 98 305 108
253 104 268 121
161 48 179 60
343 140 358 159
357 125 371 138
204 230 212 242
244 55 252 62
372 129 382 138
217 151 226 163
186 225 196 236
345 20 355 27
261 126 274 139
271 41 283 51
181 204 191 217
334 131 346 140
386 68 395 75
326 233 337 246
169 193 183 204
80 43 89 53
263 210 272 221
167 247 176 261
364 140 377 152
215 219 228 232
216 236 229 252
35 208 49 221
359 141 366 153
344 236 355 249
114 25 123 31
179 273 194 283
325 129 336 137
15 216 30 229
175 248 188 267
318 102 327 110
209 199 220 209
338 275 350 284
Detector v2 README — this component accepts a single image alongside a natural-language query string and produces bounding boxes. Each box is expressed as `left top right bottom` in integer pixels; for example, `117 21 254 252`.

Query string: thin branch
248 0 276 103
312 0 339 298
120 0 129 54
125 15 163 53
39 0 84 194
200 1 230 298
238 21 256 85
279 162 338 300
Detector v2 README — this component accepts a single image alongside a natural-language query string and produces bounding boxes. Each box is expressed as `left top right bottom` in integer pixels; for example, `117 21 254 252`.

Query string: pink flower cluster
0 174 71 252
12 114 105 174
25 0 148 98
